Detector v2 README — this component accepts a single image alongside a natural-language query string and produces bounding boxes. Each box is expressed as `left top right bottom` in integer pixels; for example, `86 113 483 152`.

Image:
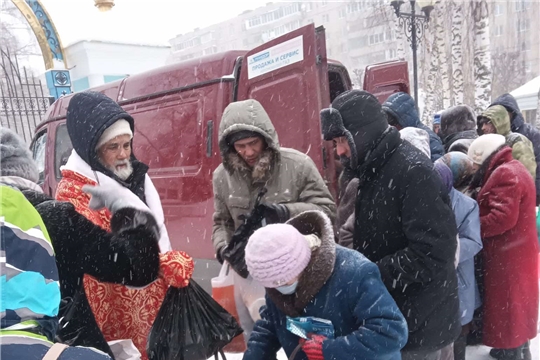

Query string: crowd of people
0 89 538 360
214 91 539 360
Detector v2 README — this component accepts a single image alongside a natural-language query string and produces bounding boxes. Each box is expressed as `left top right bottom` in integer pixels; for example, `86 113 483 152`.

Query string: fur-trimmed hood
218 99 281 182
266 210 336 317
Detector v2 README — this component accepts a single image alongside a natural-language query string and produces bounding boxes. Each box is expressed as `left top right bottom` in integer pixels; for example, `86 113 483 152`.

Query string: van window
329 70 347 102
31 131 47 184
55 124 73 179
131 97 202 171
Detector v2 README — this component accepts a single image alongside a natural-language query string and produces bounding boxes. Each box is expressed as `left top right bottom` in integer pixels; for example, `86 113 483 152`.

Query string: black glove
257 203 290 224
221 235 250 278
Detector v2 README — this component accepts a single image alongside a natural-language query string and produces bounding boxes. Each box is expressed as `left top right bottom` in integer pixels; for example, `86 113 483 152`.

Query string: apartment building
168 0 398 84
168 1 539 91
490 0 540 97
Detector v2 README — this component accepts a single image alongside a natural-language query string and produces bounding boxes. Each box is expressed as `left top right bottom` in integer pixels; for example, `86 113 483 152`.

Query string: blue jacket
490 93 540 205
0 185 111 360
382 92 444 162
244 211 408 360
450 189 483 325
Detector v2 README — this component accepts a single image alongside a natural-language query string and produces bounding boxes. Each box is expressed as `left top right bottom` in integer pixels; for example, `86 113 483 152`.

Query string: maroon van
31 24 409 291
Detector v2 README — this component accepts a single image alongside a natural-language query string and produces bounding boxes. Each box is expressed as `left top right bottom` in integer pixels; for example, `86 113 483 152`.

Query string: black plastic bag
147 280 243 360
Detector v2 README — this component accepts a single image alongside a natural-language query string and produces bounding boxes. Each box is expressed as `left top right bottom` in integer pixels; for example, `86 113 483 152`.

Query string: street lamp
94 0 115 12
390 0 434 106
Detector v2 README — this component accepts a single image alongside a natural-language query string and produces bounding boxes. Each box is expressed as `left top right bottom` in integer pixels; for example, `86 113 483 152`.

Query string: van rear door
363 60 410 103
235 24 336 197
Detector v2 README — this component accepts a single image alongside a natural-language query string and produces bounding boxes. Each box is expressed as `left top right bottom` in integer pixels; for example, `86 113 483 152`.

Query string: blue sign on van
250 52 270 64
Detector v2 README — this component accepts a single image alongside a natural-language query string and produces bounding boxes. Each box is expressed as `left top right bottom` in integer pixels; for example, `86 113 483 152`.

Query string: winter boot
489 342 531 360
521 341 531 360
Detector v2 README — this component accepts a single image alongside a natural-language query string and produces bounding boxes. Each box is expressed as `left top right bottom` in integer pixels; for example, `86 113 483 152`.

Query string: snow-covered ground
218 337 539 360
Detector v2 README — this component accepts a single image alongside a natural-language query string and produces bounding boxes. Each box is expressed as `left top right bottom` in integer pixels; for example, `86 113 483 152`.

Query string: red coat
477 147 539 348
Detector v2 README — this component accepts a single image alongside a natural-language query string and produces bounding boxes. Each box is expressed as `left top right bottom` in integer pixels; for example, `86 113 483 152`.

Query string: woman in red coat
468 134 539 360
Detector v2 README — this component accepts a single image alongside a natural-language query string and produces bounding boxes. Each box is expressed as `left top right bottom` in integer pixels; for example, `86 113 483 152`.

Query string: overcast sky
41 0 272 46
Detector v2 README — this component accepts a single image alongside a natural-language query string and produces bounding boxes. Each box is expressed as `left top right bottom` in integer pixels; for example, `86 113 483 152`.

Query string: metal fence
0 48 54 143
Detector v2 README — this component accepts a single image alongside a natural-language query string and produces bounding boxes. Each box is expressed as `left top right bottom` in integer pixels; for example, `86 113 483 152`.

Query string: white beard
111 160 133 180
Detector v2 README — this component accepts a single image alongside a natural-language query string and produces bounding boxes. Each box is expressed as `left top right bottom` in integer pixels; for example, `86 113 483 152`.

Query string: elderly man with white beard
55 91 192 358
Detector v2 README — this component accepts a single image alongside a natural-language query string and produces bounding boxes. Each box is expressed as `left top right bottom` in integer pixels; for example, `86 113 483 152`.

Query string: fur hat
320 107 358 169
440 105 476 138
399 127 431 158
468 134 506 165
0 127 39 183
95 119 133 150
246 224 312 289
321 90 388 167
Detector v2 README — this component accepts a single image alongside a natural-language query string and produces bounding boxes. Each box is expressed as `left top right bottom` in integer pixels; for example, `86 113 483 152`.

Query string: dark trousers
453 323 470 360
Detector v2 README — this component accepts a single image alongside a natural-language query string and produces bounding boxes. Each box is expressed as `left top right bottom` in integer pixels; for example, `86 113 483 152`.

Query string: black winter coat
353 127 460 351
23 190 161 358
490 93 540 205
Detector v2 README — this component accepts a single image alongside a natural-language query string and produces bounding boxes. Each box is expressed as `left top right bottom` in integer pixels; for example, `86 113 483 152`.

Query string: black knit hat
226 130 263 146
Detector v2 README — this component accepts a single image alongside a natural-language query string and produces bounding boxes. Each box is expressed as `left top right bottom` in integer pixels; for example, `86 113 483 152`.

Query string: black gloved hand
221 236 249 278
257 203 290 224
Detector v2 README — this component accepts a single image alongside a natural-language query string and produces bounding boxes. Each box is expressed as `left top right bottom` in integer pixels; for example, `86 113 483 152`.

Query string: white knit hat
95 119 133 150
467 134 506 165
246 224 311 289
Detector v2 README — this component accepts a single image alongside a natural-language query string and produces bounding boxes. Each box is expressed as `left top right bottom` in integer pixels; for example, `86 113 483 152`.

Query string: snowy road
217 336 539 359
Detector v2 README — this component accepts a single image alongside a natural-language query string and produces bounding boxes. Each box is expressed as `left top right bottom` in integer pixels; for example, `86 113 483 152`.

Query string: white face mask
276 281 299 295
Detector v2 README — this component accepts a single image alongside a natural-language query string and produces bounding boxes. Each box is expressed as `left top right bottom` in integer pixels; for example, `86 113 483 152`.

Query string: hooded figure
439 105 478 153
212 99 336 339
467 135 538 358
321 90 460 356
0 185 111 360
382 92 444 161
0 127 42 192
489 93 540 205
478 105 536 179
433 162 483 360
243 211 408 360
55 91 193 359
